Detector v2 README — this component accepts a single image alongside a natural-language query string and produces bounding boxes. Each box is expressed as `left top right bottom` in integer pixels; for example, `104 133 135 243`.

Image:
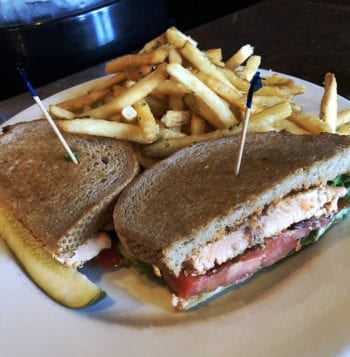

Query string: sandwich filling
160 183 349 308
55 232 111 269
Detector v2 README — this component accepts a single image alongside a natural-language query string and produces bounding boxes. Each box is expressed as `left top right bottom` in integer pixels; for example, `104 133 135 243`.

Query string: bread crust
0 119 139 257
114 131 350 276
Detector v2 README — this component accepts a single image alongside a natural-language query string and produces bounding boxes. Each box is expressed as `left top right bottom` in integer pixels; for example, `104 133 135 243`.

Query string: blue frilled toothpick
17 66 79 164
235 71 262 175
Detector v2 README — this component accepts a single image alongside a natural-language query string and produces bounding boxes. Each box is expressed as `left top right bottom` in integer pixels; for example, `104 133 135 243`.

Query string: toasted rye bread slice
114 131 350 277
0 119 139 258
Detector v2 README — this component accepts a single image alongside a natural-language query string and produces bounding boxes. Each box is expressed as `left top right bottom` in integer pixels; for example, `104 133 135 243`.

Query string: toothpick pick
235 71 262 175
17 66 79 164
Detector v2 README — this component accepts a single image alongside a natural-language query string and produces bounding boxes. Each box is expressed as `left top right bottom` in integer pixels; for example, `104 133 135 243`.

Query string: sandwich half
114 131 350 310
0 119 139 307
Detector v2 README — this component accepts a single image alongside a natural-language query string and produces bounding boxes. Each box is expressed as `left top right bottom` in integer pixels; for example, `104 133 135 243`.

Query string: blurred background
0 0 261 101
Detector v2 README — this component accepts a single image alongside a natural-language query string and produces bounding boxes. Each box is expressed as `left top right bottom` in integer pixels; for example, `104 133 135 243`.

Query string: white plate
1 71 350 357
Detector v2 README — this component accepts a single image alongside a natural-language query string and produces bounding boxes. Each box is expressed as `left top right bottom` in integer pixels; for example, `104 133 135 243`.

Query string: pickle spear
0 207 105 308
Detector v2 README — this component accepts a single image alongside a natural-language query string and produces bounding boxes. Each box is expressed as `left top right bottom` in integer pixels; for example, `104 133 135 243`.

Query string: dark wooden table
1 0 349 123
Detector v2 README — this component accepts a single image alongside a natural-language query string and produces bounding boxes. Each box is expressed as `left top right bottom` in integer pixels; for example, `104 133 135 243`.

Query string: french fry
320 72 337 133
56 88 109 113
263 74 295 87
86 64 168 119
50 26 350 162
194 70 242 102
256 84 304 97
166 26 197 48
105 46 169 74
112 85 126 98
249 101 292 129
337 109 350 126
205 48 224 67
145 95 168 118
159 127 187 140
58 118 147 143
152 79 189 96
140 33 167 53
133 147 159 168
179 41 233 88
92 71 131 91
134 99 159 143
49 105 76 120
225 44 254 70
337 123 350 135
168 95 185 111
252 95 292 108
190 113 207 135
184 94 224 128
288 111 331 134
237 55 261 82
143 126 241 158
272 118 310 134
220 68 250 92
168 48 183 64
167 63 237 128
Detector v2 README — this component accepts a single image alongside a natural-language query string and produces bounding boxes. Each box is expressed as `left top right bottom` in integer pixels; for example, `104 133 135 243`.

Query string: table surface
1 0 349 123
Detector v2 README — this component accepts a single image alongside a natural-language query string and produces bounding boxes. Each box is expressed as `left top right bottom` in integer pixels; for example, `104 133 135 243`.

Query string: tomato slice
162 223 322 298
95 240 123 269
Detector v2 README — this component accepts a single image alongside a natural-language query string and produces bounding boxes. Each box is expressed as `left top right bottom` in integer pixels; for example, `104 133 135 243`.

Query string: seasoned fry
272 118 310 134
134 99 159 143
56 88 109 113
140 33 167 53
168 95 185 111
168 48 183 64
159 127 187 140
194 70 243 109
92 71 131 91
257 84 304 97
205 48 224 67
220 68 250 92
49 105 76 120
184 94 224 128
105 46 169 74
133 147 159 168
252 95 291 108
153 79 189 96
288 111 331 134
167 63 237 128
263 74 295 87
179 41 233 88
143 126 241 158
237 55 261 82
225 44 254 70
337 123 350 135
337 109 350 127
166 26 197 48
249 102 292 129
86 64 168 119
50 26 350 161
190 113 207 135
320 72 337 133
58 118 147 143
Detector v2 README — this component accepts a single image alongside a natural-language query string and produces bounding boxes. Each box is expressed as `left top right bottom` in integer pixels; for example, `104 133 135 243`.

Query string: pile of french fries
50 26 350 168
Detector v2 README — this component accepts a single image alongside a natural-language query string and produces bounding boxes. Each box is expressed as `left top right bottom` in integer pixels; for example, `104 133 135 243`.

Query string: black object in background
170 0 261 30
0 0 172 100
